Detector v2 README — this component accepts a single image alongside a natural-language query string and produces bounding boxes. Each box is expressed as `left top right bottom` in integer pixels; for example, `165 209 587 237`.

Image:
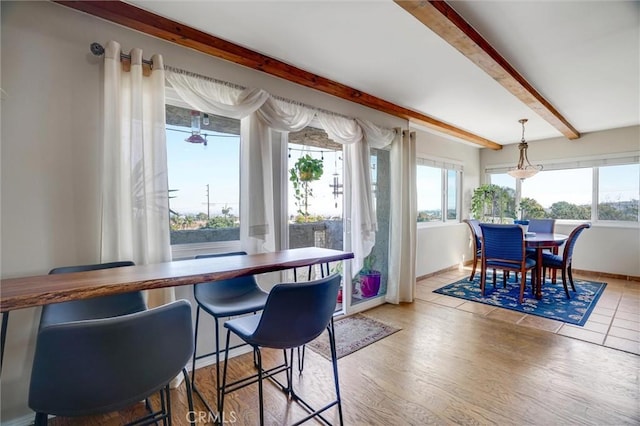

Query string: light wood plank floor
48 271 640 426
419 267 640 355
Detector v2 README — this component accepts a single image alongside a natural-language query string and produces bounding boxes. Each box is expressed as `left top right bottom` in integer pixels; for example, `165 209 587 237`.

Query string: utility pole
206 184 210 219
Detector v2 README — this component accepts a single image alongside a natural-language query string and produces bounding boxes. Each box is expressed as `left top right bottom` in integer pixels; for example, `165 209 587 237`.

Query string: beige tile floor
417 266 640 355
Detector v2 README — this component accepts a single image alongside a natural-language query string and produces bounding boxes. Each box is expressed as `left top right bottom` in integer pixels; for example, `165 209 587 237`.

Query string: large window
598 163 640 221
488 159 639 223
166 106 241 247
521 169 592 220
417 159 461 223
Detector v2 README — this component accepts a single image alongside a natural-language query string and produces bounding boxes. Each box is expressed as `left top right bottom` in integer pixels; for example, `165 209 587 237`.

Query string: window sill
171 240 241 261
555 220 639 229
417 221 462 230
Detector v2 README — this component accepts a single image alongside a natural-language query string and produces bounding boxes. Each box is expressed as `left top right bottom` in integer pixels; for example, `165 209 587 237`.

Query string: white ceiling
129 1 639 146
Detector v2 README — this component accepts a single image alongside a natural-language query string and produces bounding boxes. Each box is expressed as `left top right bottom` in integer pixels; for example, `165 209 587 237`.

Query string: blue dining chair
542 223 591 298
191 251 269 413
463 219 483 281
29 300 195 425
220 274 343 426
479 224 537 303
527 218 556 234
525 218 558 281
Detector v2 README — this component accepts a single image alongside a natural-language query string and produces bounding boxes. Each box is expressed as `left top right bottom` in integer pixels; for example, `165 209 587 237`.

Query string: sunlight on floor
417 266 640 355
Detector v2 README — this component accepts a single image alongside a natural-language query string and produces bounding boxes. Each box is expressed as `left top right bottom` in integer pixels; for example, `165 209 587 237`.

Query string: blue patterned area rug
433 275 607 326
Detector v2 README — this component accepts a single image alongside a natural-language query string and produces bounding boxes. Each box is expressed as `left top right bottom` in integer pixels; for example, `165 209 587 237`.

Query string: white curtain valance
357 118 397 149
165 68 395 273
165 72 269 119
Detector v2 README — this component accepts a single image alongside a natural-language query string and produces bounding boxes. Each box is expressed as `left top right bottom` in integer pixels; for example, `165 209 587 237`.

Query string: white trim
417 221 463 229
486 151 640 174
417 155 464 171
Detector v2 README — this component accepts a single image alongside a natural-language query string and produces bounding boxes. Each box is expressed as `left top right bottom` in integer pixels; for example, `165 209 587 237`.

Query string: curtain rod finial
90 42 104 57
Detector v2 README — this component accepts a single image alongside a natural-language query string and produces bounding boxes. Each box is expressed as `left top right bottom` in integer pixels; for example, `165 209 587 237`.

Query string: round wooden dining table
525 232 568 299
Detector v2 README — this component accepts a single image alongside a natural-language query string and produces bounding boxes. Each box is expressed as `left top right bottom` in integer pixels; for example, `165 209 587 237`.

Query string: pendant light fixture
185 110 207 146
507 118 542 180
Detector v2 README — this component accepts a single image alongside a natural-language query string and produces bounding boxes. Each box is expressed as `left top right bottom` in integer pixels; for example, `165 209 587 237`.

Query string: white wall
413 128 481 277
0 2 407 422
2 1 637 422
480 125 640 277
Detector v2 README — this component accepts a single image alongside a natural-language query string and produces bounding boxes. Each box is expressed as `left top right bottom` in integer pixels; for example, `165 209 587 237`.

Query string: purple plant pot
360 271 381 297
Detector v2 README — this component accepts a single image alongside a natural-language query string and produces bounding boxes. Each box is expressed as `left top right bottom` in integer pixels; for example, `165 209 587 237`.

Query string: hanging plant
289 154 324 221
293 154 324 181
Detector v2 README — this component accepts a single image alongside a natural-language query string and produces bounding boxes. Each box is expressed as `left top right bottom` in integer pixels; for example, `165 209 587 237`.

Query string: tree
549 201 590 220
520 197 546 219
471 184 515 223
598 200 639 221
202 215 236 229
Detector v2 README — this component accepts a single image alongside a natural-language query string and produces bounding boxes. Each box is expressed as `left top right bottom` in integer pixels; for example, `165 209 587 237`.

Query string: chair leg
561 268 571 299
552 246 559 284
182 368 196 426
34 413 48 426
469 256 477 281
165 384 172 426
190 307 201 386
568 264 576 292
297 345 305 373
328 319 344 425
214 317 222 412
480 265 486 296
256 348 265 426
220 329 232 426
518 269 525 303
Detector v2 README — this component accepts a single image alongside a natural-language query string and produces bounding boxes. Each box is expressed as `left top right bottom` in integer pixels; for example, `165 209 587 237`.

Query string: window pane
286 128 344 287
447 169 457 220
490 173 515 192
166 114 240 245
417 165 442 222
521 169 592 220
598 164 639 221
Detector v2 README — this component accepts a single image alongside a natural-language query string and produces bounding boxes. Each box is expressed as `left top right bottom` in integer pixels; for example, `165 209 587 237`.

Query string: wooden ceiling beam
53 0 502 150
395 0 580 140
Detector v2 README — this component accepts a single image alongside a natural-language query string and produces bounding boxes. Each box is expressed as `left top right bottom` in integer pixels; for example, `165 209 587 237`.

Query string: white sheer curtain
387 130 417 304
101 41 173 308
166 69 394 273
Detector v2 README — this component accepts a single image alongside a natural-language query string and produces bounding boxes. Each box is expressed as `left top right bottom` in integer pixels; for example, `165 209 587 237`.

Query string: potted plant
359 254 381 297
289 154 324 222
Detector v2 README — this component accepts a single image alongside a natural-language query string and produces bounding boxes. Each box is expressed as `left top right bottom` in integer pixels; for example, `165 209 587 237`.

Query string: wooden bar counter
0 247 353 313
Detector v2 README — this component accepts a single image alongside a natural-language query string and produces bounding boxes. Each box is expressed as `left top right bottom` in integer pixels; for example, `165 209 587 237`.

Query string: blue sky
167 125 240 216
166 125 344 217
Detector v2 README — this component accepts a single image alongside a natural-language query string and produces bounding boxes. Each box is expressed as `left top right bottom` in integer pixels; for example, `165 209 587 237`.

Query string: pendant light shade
507 119 542 180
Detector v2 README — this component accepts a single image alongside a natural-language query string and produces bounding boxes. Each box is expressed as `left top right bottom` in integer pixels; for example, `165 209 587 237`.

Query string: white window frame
485 152 639 227
417 156 463 227
164 97 243 259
